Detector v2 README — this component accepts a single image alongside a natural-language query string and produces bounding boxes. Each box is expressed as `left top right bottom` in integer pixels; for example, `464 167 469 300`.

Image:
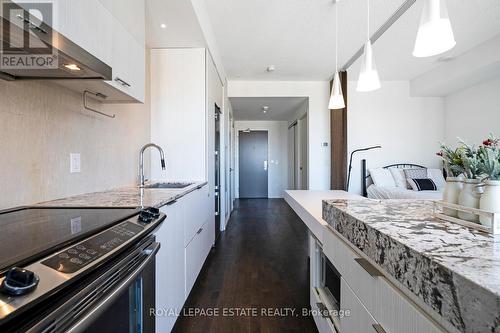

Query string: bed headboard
361 159 426 197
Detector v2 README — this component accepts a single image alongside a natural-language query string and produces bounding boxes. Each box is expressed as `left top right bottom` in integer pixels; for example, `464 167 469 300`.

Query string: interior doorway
288 114 308 190
238 130 269 198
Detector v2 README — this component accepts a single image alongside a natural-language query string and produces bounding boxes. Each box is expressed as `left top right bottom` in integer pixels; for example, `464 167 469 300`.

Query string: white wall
228 81 331 190
234 121 288 198
444 76 500 145
347 81 445 195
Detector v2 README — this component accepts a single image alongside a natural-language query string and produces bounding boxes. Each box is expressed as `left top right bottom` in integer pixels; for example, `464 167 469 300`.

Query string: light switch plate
70 153 81 173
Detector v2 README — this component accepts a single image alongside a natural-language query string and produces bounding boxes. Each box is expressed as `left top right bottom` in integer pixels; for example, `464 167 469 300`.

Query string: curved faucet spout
139 143 166 187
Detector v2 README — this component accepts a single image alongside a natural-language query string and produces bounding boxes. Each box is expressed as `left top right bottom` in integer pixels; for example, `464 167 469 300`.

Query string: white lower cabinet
340 278 379 333
322 227 444 333
156 200 185 333
155 185 213 333
185 219 214 297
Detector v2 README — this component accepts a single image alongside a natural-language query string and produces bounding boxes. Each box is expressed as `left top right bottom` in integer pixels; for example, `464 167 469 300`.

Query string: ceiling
231 97 308 121
146 0 206 48
204 0 500 81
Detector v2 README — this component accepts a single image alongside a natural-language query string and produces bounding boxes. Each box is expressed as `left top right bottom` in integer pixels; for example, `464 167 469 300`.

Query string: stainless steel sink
142 182 194 189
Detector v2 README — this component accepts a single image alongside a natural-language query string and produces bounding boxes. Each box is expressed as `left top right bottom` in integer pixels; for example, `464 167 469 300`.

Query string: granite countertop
322 199 500 333
38 181 208 208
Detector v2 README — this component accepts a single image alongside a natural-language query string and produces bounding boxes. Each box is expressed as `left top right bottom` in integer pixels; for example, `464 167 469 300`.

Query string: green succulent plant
478 135 500 181
436 143 464 177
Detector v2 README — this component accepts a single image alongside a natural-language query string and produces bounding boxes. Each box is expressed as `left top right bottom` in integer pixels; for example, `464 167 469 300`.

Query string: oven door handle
66 242 160 333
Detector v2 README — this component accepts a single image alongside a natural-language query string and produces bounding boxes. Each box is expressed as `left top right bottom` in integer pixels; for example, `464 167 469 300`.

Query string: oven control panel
42 221 144 274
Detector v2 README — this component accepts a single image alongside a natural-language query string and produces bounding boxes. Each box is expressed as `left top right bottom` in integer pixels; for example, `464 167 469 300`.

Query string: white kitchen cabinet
105 16 145 103
155 185 213 332
323 227 444 333
184 185 210 246
340 278 379 333
150 47 222 236
14 0 146 103
185 218 214 298
156 200 185 333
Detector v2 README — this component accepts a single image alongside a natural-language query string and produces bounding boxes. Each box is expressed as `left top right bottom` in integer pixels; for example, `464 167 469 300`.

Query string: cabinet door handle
316 302 329 318
197 227 203 235
354 258 382 277
372 324 386 333
114 77 131 87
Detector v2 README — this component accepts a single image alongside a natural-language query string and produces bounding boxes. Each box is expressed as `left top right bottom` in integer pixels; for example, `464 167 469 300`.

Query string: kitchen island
323 199 500 333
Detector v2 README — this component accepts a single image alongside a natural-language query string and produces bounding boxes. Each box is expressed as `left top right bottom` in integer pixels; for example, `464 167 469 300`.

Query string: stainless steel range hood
0 3 111 81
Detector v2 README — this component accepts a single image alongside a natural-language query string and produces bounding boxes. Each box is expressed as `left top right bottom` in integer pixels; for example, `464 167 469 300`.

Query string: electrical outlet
70 153 81 173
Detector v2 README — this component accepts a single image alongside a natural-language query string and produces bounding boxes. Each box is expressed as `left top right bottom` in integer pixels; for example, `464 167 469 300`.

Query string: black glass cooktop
0 207 140 274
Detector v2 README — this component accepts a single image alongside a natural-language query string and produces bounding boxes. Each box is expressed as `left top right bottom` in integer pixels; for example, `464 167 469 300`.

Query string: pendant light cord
335 3 338 72
367 0 370 40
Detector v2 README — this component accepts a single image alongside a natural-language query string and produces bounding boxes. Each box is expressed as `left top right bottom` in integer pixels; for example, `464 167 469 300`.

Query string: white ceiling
349 0 500 81
146 0 206 48
231 97 308 121
204 0 500 81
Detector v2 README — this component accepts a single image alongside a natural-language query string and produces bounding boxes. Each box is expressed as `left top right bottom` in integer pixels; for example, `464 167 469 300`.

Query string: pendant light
329 1 345 110
413 0 456 57
356 0 380 92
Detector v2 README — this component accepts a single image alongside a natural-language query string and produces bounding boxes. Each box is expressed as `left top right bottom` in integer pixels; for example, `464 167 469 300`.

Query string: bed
361 160 444 200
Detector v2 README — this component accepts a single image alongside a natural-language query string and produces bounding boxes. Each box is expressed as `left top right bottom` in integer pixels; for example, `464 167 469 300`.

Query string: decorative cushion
404 168 427 180
369 168 396 187
427 168 446 190
407 178 437 191
389 168 408 189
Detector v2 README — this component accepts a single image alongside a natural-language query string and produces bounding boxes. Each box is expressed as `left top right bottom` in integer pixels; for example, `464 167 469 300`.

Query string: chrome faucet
139 143 166 187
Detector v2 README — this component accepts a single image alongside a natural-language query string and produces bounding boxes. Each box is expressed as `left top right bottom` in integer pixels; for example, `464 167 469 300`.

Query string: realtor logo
1 0 57 70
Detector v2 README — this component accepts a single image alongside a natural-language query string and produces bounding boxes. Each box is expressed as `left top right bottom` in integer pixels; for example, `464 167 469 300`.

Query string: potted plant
437 144 464 217
478 135 500 227
455 140 483 222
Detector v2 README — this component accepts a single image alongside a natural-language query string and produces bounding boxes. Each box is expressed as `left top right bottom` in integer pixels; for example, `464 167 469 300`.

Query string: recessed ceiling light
266 65 275 72
160 23 167 29
64 64 81 71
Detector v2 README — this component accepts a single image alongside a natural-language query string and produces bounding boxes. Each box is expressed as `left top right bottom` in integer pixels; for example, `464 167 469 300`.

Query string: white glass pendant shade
413 0 456 57
356 40 381 92
329 72 345 109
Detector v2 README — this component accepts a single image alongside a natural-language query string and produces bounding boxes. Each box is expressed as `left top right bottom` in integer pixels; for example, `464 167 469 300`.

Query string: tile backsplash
0 79 150 209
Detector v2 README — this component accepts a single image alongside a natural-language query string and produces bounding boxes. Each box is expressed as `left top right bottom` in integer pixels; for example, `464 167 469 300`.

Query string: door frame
235 129 269 199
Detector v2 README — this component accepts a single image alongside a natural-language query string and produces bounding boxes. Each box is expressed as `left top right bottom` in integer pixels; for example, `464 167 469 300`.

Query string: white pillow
369 168 396 187
389 168 408 189
427 169 446 190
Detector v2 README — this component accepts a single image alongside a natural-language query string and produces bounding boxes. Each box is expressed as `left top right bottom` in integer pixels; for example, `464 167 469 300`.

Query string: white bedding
367 184 443 200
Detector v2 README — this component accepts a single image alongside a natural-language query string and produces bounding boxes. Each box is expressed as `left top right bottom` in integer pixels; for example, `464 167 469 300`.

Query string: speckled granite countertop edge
36 181 209 209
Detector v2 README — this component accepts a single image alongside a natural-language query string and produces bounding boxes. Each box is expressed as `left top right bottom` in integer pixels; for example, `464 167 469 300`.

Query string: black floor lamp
346 146 382 192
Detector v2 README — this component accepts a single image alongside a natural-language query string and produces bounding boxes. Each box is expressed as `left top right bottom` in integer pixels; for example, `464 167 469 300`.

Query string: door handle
354 258 382 277
264 160 268 171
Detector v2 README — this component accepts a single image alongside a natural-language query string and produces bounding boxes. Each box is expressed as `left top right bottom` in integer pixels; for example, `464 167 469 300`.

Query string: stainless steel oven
0 206 165 333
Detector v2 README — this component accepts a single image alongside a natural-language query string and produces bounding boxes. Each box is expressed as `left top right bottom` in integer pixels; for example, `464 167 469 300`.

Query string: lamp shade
413 0 455 57
356 40 381 92
329 72 345 109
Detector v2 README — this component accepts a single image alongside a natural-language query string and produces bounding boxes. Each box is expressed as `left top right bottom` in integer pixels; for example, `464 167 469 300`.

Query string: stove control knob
146 207 160 218
138 210 153 223
0 267 40 296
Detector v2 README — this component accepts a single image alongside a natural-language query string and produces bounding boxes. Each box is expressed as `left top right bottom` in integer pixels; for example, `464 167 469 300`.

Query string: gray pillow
404 168 427 179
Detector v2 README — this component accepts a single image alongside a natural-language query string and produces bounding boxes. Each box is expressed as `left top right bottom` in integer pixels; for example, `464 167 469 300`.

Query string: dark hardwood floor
172 199 318 333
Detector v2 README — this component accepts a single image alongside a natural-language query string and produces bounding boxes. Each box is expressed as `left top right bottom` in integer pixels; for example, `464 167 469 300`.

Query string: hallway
173 199 318 333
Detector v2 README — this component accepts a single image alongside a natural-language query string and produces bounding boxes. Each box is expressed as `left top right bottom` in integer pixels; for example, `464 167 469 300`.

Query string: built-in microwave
312 237 342 331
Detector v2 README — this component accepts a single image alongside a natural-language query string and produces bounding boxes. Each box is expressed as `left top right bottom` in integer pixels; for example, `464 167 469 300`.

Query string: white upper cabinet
12 0 146 103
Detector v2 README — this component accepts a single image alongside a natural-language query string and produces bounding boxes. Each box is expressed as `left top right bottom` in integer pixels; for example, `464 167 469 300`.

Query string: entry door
239 131 268 198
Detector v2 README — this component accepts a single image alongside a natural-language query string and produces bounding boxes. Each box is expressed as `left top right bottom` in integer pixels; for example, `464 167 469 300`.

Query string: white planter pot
479 180 500 227
458 179 482 222
442 177 463 217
